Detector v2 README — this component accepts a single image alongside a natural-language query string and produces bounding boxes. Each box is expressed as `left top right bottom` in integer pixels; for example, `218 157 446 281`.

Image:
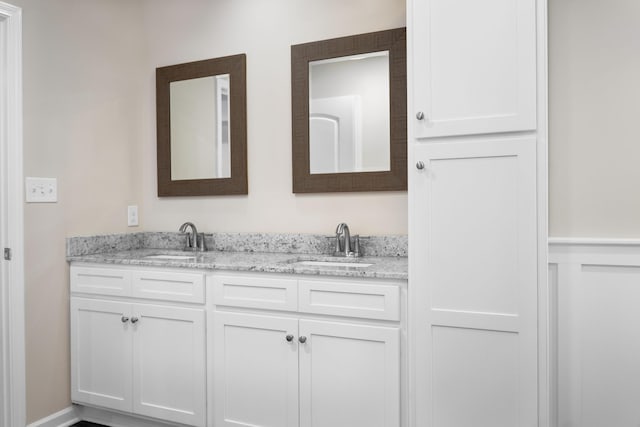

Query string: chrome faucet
179 222 206 252
334 223 360 257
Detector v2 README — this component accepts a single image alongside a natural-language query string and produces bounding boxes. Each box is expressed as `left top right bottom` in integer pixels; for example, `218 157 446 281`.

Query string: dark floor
72 422 109 427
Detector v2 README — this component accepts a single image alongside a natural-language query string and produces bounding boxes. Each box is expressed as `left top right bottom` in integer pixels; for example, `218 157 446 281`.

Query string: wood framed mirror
156 54 247 196
291 28 406 193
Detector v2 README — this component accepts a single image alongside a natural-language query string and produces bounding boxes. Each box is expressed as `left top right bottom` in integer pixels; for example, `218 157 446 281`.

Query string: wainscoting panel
550 239 640 427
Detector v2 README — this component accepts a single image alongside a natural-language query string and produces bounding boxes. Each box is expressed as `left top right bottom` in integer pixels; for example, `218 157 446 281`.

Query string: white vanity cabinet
409 0 537 138
210 274 404 427
70 265 207 427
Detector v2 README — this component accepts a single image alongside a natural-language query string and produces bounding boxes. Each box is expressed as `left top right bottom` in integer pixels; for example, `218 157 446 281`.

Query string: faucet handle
353 235 361 257
197 233 208 252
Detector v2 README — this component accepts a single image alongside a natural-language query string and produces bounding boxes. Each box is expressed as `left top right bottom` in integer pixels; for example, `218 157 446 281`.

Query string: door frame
0 2 25 426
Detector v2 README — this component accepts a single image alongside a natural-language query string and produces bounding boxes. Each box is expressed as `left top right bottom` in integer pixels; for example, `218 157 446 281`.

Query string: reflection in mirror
291 28 406 193
170 74 231 180
156 54 247 197
309 52 390 174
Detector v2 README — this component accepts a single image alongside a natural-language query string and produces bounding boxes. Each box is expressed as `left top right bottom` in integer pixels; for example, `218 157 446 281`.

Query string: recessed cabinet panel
298 280 400 321
431 326 519 427
71 266 131 296
430 154 520 315
71 298 132 412
424 139 536 316
211 275 298 311
411 0 536 137
213 312 299 427
132 305 206 427
131 270 205 303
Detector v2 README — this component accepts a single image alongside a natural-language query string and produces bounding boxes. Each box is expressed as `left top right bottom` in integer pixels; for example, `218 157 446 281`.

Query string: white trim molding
26 407 80 427
0 2 25 427
536 0 550 424
26 404 194 427
549 237 640 246
77 405 186 427
549 238 640 427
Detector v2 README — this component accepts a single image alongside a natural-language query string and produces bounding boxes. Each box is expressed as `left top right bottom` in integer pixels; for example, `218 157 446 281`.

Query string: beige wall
21 0 640 422
549 0 640 237
15 0 146 421
138 0 408 236
17 0 406 422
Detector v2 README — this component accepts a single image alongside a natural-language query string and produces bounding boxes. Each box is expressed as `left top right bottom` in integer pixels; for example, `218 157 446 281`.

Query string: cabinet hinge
4 248 11 261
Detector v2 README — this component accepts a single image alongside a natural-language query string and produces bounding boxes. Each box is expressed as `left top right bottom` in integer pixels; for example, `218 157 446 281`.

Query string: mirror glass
309 52 390 174
156 54 247 197
170 74 231 180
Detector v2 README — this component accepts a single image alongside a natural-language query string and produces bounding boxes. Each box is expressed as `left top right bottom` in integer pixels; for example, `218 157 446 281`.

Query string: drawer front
131 270 205 304
70 266 131 296
211 275 298 311
298 280 400 321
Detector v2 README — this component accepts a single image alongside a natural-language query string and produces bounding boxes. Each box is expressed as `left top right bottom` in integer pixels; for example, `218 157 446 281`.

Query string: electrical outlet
25 177 57 203
127 205 139 227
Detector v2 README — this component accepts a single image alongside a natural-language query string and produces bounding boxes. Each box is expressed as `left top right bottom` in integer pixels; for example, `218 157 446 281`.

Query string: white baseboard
77 405 185 427
26 404 189 427
26 406 80 427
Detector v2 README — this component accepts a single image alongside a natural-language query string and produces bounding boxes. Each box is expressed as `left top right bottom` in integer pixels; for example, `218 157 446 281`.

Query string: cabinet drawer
298 280 400 321
132 270 205 304
70 266 131 296
212 275 298 311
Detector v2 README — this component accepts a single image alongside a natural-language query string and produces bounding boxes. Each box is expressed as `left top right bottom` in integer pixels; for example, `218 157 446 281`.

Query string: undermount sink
293 260 373 268
143 254 196 260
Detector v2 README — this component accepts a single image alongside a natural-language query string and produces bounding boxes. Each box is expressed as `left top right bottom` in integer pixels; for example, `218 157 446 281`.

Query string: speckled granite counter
67 232 408 280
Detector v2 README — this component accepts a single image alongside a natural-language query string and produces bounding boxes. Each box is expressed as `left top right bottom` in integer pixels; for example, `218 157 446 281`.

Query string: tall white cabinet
408 0 548 426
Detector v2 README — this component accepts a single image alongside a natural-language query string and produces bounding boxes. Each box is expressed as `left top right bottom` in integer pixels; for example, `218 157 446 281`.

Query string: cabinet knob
130 317 139 324
286 334 294 342
121 316 129 323
298 336 307 344
416 111 425 121
416 161 425 170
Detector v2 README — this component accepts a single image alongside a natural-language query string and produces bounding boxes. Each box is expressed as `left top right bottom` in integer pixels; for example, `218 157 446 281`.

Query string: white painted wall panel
551 241 640 427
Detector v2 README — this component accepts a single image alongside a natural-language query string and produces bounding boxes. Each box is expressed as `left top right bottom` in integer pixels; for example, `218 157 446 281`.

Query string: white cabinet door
298 320 400 427
70 298 132 412
132 304 206 427
410 138 538 427
410 0 536 138
213 311 299 427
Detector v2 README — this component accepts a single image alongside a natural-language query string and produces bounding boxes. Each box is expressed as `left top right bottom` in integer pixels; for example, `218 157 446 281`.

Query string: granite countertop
66 232 408 280
68 248 408 280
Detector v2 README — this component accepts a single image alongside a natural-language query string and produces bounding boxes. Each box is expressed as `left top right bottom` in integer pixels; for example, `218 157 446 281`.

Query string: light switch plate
25 177 57 203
